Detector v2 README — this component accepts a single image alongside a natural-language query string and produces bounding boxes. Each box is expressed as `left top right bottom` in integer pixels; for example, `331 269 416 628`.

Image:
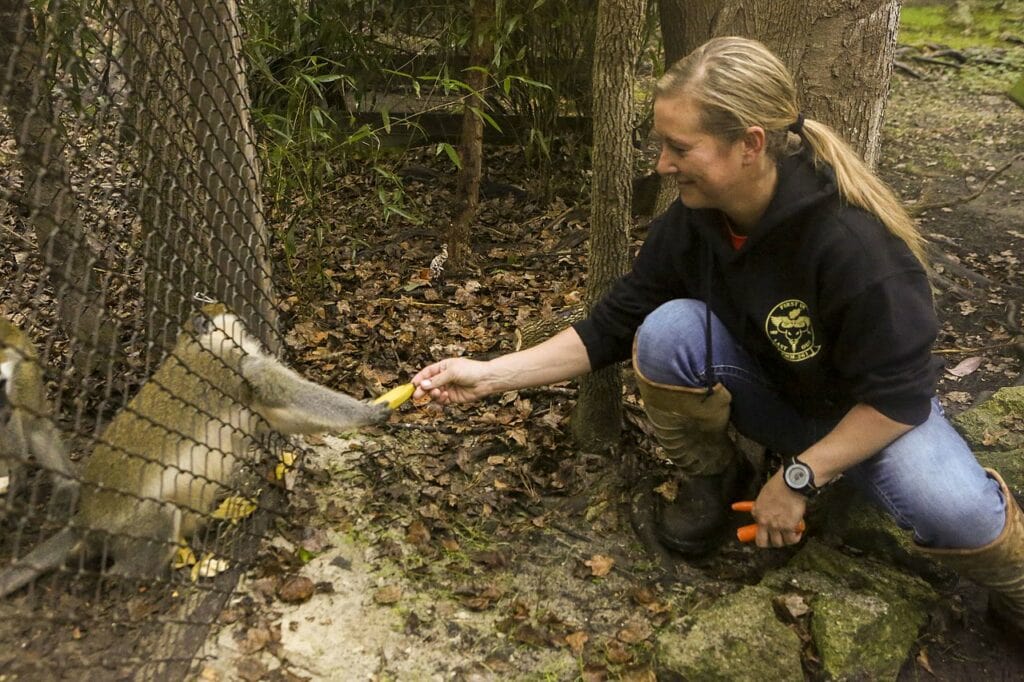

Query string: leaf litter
195 47 1024 680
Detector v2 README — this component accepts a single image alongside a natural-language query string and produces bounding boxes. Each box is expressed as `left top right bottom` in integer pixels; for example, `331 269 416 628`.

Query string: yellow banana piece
373 382 415 409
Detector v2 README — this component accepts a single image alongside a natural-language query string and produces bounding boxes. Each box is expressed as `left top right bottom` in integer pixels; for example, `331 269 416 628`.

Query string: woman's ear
741 126 767 162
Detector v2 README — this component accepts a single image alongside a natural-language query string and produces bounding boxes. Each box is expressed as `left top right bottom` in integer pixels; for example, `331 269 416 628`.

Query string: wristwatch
783 456 820 497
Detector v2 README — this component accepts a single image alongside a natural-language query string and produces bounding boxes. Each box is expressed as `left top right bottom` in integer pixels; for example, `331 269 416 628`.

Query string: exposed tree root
912 152 1024 215
895 61 927 79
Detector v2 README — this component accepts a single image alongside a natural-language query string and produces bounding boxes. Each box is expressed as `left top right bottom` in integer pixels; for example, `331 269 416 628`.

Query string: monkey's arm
20 414 79 513
24 416 72 477
0 527 80 597
241 356 390 435
2 328 77 497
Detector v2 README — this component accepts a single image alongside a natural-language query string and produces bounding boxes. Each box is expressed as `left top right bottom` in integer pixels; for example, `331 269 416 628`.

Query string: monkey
0 317 78 508
0 302 390 596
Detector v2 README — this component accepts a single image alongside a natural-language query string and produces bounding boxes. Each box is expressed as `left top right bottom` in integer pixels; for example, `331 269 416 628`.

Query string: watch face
785 463 812 489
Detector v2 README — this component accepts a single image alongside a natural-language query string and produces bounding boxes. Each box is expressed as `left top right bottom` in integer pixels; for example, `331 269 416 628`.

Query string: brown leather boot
633 353 747 557
916 469 1024 638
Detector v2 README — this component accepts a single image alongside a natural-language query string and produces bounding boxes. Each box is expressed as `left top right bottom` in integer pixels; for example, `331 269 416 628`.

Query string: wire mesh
0 0 296 678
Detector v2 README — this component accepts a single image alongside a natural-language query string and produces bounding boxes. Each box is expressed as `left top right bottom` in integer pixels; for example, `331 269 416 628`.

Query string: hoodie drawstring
704 240 716 395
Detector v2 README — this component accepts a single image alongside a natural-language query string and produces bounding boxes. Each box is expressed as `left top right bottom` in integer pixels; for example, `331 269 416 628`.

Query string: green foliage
237 0 579 297
237 0 656 298
241 3 355 194
26 0 107 113
372 165 419 224
900 0 1024 48
239 0 584 184
899 1 1024 95
499 0 596 165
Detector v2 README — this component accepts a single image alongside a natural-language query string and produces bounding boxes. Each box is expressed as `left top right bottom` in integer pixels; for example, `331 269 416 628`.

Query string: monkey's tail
0 527 79 598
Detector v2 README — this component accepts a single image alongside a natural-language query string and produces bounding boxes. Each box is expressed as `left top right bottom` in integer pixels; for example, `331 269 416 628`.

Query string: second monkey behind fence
0 302 390 597
0 317 78 510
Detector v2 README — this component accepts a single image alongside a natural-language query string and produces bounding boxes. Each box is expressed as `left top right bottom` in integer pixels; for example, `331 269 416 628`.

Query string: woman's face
653 94 751 211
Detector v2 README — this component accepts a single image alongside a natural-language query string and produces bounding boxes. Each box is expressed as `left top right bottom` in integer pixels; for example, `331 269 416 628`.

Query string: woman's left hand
751 470 807 548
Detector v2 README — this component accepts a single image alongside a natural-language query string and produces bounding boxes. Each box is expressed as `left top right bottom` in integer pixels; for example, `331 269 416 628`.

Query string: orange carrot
736 524 758 542
736 521 806 543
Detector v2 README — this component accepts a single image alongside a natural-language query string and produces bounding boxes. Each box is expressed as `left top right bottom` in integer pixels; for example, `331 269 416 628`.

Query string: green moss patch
656 585 804 681
900 2 1024 49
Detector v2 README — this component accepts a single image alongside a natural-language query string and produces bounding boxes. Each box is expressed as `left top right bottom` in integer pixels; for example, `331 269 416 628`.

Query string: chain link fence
0 0 306 678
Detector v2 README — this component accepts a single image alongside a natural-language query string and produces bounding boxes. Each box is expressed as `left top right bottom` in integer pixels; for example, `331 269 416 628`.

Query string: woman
412 37 1023 636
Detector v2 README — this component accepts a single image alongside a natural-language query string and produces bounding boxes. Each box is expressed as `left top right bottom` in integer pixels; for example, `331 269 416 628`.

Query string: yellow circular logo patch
765 299 822 362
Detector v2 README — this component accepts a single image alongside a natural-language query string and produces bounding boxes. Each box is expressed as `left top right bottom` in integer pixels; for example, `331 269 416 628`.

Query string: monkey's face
0 351 13 420
0 350 15 406
1 317 32 359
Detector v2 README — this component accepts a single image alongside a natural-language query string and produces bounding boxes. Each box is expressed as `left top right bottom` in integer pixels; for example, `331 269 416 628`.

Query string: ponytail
799 118 926 264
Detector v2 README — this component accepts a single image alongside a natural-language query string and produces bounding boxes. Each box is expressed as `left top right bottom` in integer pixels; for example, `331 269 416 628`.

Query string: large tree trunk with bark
572 0 647 451
180 0 280 352
119 0 278 359
449 0 494 271
658 0 900 166
119 2 206 362
0 0 118 364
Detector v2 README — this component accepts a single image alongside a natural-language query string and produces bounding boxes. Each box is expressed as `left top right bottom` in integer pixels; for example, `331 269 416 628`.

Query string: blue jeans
633 299 1006 550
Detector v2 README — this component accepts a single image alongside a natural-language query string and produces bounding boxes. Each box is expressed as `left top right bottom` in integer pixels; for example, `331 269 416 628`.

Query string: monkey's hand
48 476 80 520
366 400 392 423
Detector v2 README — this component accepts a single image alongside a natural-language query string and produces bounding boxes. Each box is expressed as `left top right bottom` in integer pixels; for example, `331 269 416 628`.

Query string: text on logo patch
765 299 822 362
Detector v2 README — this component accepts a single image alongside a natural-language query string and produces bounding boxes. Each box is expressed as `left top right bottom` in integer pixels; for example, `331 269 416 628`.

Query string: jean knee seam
704 364 774 390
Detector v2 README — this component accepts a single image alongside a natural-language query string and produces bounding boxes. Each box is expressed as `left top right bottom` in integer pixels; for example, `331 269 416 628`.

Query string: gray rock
657 585 804 681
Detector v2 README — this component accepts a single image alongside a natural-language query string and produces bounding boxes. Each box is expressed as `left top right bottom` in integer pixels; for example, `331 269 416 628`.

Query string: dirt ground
191 27 1024 682
882 40 1024 682
883 58 1024 416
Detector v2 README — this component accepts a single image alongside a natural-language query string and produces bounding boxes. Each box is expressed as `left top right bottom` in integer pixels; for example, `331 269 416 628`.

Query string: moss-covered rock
655 406 1019 682
976 449 1024 497
820 384 1024 577
657 585 804 681
762 540 937 681
819 484 955 587
809 592 913 682
953 386 1024 452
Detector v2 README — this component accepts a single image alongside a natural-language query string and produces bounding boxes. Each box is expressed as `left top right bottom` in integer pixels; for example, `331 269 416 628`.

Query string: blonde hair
656 37 926 265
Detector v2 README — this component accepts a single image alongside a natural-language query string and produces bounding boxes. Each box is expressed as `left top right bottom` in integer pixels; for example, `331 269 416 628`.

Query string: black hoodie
573 152 942 426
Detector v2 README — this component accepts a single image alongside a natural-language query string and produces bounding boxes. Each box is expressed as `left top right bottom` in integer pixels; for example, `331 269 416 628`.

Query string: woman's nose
655 149 676 176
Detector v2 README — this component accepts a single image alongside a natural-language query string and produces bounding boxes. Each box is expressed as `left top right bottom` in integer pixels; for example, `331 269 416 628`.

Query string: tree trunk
658 0 705 71
180 0 280 352
119 0 279 359
657 0 900 166
572 0 647 451
118 2 208 362
448 0 494 271
0 0 118 363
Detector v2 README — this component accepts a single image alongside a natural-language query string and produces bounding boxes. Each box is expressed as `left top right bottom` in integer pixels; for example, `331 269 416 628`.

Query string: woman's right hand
412 357 493 405
412 328 590 406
